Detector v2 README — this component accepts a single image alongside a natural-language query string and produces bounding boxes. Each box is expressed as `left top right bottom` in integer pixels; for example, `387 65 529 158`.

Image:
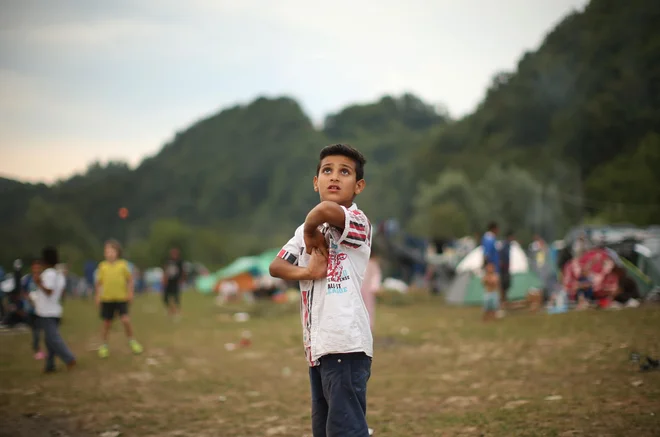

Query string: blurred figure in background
23 258 45 359
531 234 556 301
482 222 500 272
361 248 382 331
95 240 143 358
499 231 515 308
482 261 500 322
163 247 185 319
83 260 97 299
31 246 76 373
0 259 28 328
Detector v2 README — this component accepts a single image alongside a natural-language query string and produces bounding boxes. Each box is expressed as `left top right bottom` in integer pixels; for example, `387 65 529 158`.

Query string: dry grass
0 291 659 437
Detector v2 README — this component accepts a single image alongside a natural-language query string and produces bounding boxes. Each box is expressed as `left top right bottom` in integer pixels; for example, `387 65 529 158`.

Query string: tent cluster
445 230 659 308
446 242 542 305
195 249 285 300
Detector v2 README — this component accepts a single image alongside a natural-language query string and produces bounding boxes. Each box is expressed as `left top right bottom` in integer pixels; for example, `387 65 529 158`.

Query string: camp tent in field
195 249 280 294
446 242 542 305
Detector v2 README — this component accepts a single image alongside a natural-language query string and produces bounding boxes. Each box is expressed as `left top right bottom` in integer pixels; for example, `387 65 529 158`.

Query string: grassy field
1 291 659 437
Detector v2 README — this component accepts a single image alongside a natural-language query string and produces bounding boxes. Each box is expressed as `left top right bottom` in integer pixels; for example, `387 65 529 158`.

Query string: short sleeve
41 269 58 290
123 262 132 280
277 225 303 265
336 207 371 249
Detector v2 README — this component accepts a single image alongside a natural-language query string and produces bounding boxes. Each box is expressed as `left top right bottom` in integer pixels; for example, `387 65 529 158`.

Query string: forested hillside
1 0 658 271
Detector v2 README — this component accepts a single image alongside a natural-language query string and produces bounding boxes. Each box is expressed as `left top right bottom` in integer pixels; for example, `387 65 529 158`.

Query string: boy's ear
313 175 319 192
354 179 366 195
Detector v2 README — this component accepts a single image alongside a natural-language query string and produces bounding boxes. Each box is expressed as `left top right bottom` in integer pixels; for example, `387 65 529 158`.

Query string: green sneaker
98 344 109 358
129 339 143 355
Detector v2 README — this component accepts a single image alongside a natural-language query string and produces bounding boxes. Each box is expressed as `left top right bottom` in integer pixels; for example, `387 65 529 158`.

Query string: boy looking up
270 144 373 437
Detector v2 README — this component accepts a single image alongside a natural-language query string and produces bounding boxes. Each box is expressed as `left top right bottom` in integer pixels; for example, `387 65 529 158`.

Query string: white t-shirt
32 267 66 317
277 203 373 366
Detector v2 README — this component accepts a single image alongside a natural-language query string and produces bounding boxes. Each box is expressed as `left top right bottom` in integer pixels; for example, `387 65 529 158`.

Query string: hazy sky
0 0 588 183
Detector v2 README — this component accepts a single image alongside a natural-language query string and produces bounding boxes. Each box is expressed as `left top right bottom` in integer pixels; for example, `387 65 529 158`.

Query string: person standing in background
162 247 185 319
361 249 382 331
482 222 500 271
31 247 76 373
499 231 515 308
96 240 143 358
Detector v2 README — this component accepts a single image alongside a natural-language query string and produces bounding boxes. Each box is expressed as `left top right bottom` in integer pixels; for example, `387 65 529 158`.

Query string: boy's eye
341 169 350 175
323 168 331 173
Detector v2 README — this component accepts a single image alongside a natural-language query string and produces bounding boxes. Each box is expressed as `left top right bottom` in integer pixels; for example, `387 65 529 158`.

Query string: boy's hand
304 227 328 257
305 249 328 280
127 291 134 303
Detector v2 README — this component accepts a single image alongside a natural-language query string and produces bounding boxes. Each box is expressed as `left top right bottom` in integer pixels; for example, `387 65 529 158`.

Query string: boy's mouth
327 185 340 192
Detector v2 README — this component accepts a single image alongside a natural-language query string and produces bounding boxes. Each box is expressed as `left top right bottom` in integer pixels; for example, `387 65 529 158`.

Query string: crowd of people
0 242 188 371
477 222 645 321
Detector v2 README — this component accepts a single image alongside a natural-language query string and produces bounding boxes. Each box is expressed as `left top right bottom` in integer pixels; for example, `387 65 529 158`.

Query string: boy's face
31 262 43 276
486 263 495 273
104 244 119 261
313 155 365 207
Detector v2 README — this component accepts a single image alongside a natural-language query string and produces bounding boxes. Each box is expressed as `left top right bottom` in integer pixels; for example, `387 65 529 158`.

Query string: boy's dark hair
105 239 123 257
30 257 43 266
487 221 498 232
317 144 367 181
41 246 59 266
506 230 514 238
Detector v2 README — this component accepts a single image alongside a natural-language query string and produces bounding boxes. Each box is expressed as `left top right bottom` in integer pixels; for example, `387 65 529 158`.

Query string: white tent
456 241 529 274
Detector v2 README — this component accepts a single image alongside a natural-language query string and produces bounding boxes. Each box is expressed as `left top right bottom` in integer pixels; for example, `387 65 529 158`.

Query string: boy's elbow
269 261 280 278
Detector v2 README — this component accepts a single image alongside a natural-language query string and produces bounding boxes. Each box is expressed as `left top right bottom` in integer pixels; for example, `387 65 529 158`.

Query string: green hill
0 94 444 269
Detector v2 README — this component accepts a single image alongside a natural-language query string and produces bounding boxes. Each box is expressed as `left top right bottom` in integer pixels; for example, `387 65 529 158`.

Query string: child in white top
270 144 373 437
31 247 76 373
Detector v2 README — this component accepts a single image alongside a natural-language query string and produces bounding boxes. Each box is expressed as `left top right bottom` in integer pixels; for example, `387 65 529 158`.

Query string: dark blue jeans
309 352 371 437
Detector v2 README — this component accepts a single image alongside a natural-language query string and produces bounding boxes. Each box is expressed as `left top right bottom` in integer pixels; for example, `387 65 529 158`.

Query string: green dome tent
194 248 281 294
445 242 543 305
446 270 542 305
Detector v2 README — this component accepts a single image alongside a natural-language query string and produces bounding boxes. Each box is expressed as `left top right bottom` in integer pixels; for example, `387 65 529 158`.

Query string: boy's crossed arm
303 201 346 256
269 250 327 281
270 201 346 282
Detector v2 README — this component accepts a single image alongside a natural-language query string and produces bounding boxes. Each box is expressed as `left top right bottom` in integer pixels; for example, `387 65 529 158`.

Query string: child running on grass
96 240 143 358
31 247 76 373
270 144 373 437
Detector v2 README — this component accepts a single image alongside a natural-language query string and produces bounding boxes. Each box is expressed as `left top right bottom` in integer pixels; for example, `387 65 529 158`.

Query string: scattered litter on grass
218 395 227 402
224 343 237 351
631 380 643 387
545 395 563 401
234 312 250 322
444 396 479 408
502 400 530 409
400 327 410 335
265 425 287 435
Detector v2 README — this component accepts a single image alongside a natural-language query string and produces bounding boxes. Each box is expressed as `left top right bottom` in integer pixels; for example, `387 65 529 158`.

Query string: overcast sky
0 0 588 183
